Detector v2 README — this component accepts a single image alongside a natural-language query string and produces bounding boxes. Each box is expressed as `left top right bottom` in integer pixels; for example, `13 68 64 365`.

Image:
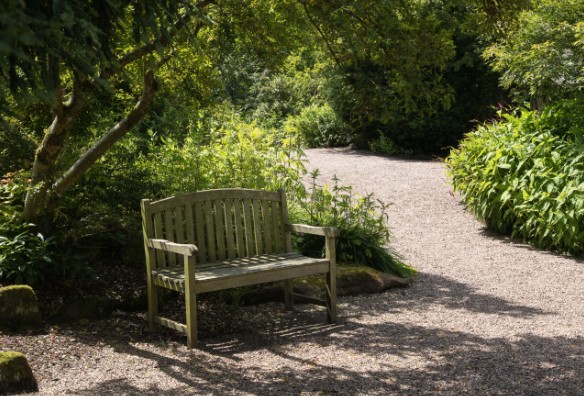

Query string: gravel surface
3 147 584 395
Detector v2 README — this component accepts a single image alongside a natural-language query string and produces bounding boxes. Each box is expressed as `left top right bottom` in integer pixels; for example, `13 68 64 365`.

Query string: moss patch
0 285 41 330
337 265 411 295
241 265 412 305
0 351 38 394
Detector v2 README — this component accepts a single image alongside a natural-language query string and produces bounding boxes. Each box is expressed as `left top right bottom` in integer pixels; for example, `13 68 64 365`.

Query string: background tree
483 0 584 103
0 0 217 229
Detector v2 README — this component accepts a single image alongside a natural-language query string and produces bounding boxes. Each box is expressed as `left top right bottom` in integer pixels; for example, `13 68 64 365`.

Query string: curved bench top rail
145 188 283 213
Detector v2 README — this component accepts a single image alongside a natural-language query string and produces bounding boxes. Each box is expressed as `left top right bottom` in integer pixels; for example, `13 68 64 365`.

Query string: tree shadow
69 310 584 395
380 272 551 318
308 147 440 163
38 261 572 394
478 228 584 264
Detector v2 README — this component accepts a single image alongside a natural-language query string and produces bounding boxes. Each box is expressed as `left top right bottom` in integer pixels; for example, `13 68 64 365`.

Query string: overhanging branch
54 70 158 195
100 0 215 80
298 0 344 71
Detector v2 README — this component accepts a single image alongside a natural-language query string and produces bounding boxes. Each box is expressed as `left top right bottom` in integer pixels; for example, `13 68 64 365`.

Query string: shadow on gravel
378 273 551 318
311 147 440 163
479 228 584 264
71 310 584 395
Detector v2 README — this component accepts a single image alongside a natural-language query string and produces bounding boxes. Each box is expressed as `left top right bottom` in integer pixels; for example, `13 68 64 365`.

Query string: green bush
446 101 584 255
285 103 352 148
292 171 415 277
144 111 306 198
0 177 55 285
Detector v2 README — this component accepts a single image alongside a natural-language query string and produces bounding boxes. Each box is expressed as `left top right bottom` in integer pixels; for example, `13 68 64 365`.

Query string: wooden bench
141 188 339 348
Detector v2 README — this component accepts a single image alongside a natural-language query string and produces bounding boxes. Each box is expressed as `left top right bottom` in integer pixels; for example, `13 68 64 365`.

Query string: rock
337 265 412 296
241 265 412 304
0 285 42 331
0 351 38 394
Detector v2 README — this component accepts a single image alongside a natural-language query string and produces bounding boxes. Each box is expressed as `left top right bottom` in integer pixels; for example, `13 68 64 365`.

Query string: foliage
317 1 507 154
369 135 413 157
446 101 584 255
0 120 36 176
285 103 351 148
483 0 584 102
143 108 306 198
0 176 55 285
292 171 415 277
0 229 54 286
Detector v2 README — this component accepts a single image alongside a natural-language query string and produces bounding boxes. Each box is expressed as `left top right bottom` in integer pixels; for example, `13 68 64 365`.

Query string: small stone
0 285 42 331
0 351 38 394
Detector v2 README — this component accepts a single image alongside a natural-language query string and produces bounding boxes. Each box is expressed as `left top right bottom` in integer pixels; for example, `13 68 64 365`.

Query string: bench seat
152 253 329 294
141 188 338 348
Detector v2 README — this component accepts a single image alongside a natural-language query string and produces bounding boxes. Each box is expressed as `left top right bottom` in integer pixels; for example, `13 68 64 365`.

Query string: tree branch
298 0 344 71
100 0 215 80
31 78 88 183
54 70 158 195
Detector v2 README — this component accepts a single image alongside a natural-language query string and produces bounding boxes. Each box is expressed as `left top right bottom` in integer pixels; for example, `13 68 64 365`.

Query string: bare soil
2 147 583 395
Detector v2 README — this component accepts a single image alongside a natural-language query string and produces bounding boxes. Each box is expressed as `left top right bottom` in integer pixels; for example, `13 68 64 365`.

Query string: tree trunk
23 85 87 227
23 71 158 229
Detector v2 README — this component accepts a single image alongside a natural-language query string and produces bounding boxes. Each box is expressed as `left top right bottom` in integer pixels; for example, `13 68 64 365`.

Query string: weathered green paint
141 188 339 349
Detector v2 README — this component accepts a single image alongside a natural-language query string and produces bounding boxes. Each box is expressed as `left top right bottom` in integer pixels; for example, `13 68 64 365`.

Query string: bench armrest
286 223 340 237
147 239 198 256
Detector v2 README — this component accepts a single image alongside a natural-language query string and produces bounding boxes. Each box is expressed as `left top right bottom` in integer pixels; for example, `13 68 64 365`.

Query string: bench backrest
141 188 292 269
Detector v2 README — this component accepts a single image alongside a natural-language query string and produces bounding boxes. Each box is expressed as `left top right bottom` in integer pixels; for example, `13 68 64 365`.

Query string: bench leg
326 270 337 323
283 279 294 310
325 236 337 323
147 276 159 331
185 290 197 349
185 256 198 349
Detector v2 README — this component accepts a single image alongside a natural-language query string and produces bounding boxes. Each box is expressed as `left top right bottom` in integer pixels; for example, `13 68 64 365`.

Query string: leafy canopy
483 0 584 101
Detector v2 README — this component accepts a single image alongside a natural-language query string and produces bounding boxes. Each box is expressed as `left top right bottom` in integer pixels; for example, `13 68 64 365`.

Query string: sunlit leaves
447 101 584 255
483 0 584 101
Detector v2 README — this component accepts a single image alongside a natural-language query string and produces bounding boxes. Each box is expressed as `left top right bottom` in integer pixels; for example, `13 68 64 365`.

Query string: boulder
337 265 411 296
0 351 38 394
0 285 41 330
241 265 412 304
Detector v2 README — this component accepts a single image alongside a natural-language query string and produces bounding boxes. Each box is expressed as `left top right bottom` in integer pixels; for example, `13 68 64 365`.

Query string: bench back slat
194 201 207 264
233 199 245 258
224 199 236 260
142 188 290 269
164 209 177 266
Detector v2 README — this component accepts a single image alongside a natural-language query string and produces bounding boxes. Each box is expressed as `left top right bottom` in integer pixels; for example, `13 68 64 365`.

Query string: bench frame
141 188 339 348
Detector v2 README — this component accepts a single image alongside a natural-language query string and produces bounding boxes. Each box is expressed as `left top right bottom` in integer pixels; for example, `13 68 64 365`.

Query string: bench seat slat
152 253 329 294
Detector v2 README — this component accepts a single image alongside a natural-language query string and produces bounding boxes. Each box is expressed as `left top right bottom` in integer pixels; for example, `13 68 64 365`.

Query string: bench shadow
56 267 575 394
69 312 584 395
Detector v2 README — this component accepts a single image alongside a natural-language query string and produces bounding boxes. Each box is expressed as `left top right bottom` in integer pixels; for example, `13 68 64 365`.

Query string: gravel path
7 147 584 395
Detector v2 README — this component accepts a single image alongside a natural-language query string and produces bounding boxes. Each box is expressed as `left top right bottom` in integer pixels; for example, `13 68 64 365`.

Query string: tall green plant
292 171 415 277
143 109 307 198
447 102 584 255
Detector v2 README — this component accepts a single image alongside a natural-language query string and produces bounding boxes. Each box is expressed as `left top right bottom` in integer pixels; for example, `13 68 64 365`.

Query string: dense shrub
0 176 55 285
292 171 415 277
446 101 584 255
144 112 306 198
285 103 352 148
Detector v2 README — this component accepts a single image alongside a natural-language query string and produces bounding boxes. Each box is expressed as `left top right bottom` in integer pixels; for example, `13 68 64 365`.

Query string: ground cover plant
447 102 584 255
293 171 415 278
